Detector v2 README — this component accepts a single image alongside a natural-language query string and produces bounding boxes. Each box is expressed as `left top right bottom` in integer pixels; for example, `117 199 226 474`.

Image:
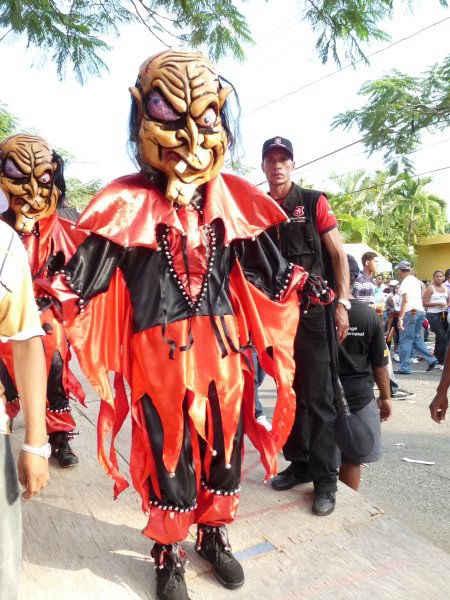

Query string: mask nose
23 178 39 203
176 116 201 154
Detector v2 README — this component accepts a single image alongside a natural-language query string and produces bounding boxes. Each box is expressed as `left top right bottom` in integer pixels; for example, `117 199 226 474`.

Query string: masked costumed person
37 50 333 600
0 133 85 467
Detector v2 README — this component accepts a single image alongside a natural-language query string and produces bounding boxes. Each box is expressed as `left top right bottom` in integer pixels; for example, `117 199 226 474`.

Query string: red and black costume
0 211 86 433
39 172 332 543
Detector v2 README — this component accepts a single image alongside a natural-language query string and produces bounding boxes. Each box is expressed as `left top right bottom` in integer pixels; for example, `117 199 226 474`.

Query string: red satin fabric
47 175 301 540
75 173 288 249
1 309 84 430
46 409 76 434
0 212 86 430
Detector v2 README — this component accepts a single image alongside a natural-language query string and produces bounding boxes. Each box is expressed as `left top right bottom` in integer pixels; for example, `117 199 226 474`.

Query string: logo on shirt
291 205 306 223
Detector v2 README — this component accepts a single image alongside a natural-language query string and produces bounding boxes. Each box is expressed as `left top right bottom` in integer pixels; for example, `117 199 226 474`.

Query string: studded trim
158 224 216 312
149 499 198 514
201 479 241 496
273 262 294 301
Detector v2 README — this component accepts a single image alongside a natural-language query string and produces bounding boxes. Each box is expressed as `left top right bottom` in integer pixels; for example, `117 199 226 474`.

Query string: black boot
151 543 189 600
48 432 79 468
196 524 244 589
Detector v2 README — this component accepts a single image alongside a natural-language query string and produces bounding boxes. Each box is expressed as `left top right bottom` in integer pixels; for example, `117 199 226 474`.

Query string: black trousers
283 305 338 493
427 312 448 365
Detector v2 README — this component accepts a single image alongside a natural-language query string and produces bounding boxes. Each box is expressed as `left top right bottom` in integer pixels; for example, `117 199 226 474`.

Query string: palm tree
388 174 447 248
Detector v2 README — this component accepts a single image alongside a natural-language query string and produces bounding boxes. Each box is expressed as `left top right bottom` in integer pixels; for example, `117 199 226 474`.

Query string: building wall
416 242 450 281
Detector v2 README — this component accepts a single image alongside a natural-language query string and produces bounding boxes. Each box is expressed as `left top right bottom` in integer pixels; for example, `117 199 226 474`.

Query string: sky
0 0 449 205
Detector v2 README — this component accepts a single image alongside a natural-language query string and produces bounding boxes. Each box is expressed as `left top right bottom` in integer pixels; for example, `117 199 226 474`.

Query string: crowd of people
0 49 448 600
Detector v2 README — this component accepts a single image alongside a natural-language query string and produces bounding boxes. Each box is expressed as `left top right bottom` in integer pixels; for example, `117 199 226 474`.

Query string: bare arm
430 348 450 423
398 293 408 329
322 227 349 342
12 336 49 499
373 364 392 421
422 286 433 307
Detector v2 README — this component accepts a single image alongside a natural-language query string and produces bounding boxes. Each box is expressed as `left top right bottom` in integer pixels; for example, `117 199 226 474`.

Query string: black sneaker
151 543 189 600
196 525 244 589
427 360 438 372
49 432 79 468
271 463 312 491
312 492 336 516
391 388 416 400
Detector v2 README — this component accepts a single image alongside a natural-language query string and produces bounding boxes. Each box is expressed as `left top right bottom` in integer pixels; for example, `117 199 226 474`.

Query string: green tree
0 102 18 138
389 173 447 248
327 170 447 264
1 1 447 83
65 177 102 211
332 55 450 173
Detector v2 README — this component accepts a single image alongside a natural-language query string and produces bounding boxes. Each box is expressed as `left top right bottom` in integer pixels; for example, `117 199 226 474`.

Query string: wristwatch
337 298 351 310
21 442 51 459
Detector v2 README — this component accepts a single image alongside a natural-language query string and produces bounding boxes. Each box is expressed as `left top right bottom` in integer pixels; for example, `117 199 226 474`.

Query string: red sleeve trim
316 194 338 235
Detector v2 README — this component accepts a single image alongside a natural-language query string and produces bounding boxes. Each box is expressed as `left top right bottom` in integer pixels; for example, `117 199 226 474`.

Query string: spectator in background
386 281 400 352
443 269 450 295
337 255 392 490
396 261 438 375
353 252 377 305
430 346 449 422
423 270 450 370
373 274 385 297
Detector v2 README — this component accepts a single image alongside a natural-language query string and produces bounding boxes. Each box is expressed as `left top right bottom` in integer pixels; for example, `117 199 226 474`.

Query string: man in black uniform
262 137 349 515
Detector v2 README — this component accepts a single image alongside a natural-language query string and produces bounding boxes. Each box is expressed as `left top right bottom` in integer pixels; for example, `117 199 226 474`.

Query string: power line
256 138 365 186
303 137 450 183
243 16 450 118
331 166 450 199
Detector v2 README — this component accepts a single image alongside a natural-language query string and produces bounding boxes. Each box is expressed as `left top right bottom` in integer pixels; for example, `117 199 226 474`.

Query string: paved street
258 350 450 554
359 356 450 553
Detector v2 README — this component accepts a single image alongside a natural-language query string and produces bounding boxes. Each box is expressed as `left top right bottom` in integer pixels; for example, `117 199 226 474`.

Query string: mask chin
166 177 198 206
13 209 40 234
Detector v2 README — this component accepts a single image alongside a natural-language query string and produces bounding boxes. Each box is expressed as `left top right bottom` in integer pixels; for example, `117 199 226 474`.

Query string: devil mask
129 50 232 206
0 133 64 234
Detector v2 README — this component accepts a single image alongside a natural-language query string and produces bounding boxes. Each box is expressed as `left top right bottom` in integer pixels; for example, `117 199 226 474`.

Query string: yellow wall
416 235 450 280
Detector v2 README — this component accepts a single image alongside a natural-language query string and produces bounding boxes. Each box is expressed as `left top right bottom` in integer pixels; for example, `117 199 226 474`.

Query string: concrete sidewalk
12 371 450 599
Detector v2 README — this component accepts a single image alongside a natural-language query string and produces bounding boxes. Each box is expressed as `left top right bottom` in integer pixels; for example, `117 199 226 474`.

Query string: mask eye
3 157 25 179
196 107 217 128
37 171 52 185
146 90 180 122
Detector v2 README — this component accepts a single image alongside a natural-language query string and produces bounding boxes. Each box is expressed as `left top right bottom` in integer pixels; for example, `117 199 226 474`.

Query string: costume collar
76 172 288 248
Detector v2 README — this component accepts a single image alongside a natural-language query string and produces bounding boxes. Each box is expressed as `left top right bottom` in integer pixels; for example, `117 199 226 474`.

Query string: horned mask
130 50 232 206
0 134 63 233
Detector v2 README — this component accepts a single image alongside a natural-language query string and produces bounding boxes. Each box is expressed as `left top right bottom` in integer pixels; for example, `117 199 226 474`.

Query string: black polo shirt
338 299 389 411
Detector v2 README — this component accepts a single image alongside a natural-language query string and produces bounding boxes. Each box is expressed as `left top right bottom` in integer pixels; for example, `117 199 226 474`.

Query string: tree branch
0 28 12 43
128 0 170 47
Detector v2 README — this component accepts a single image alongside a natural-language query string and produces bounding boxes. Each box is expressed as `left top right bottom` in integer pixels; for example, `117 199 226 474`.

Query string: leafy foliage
0 0 252 83
65 177 102 211
0 102 19 138
1 1 447 83
327 170 447 264
332 55 450 173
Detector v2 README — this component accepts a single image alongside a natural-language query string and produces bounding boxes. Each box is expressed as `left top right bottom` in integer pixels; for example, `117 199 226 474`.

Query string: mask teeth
175 160 187 174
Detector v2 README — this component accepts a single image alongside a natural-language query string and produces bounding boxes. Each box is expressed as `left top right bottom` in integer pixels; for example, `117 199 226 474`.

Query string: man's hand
398 317 404 331
335 302 349 342
377 397 392 422
429 393 448 423
17 451 49 499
